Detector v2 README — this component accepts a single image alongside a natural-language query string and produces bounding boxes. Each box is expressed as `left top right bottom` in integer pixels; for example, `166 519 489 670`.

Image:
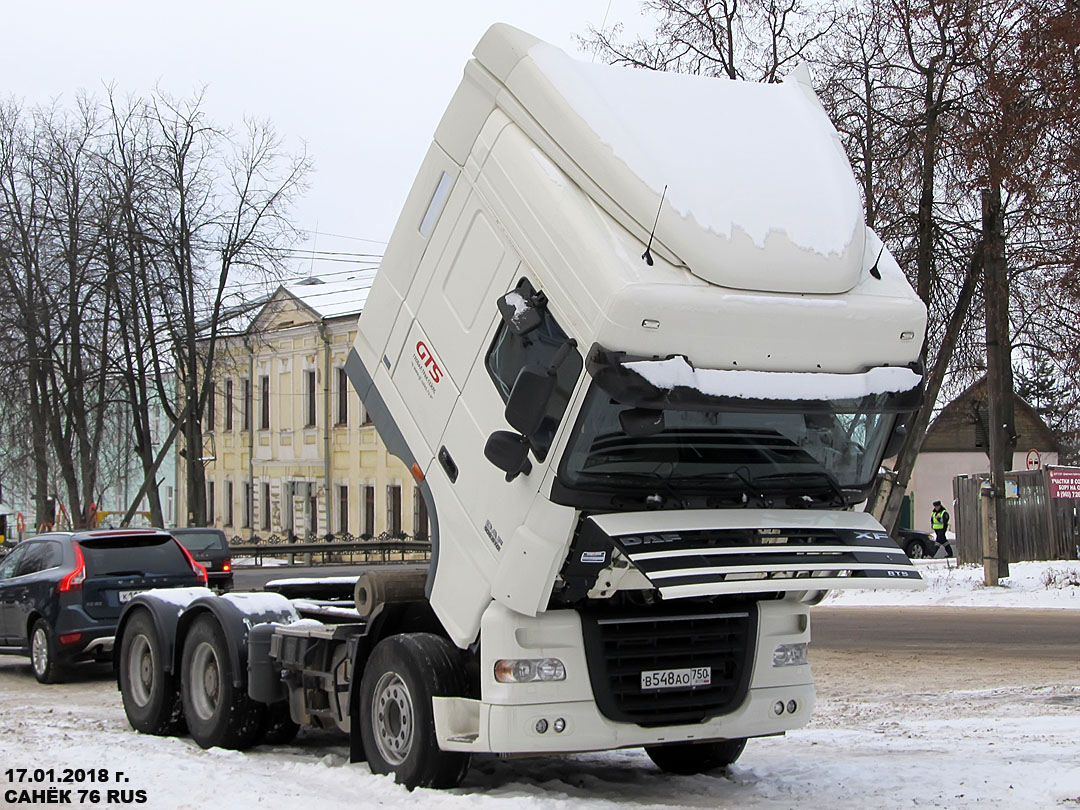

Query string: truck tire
118 610 184 735
359 633 470 789
645 738 747 774
181 614 265 750
29 618 64 684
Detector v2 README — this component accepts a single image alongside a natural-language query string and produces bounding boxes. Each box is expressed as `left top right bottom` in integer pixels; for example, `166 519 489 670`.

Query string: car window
14 541 62 577
0 545 27 580
79 535 191 577
171 531 226 551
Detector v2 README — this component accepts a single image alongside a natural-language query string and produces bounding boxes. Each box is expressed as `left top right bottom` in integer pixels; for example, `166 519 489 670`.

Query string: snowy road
2 605 1078 810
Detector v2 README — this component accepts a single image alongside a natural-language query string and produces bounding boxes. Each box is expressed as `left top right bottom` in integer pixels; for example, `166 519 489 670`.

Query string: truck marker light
773 643 808 667
901 331 915 340
411 462 424 483
553 718 566 733
773 701 785 716
535 719 549 734
59 544 86 592
494 658 566 683
641 319 660 330
787 700 798 714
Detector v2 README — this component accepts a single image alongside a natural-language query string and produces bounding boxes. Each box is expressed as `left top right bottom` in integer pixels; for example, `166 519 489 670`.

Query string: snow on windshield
623 356 921 401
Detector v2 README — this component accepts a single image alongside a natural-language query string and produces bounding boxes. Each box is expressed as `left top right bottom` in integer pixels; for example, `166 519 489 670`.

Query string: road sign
1026 448 1041 470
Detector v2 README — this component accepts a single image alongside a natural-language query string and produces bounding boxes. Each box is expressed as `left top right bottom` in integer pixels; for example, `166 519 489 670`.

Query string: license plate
118 590 146 603
640 667 711 691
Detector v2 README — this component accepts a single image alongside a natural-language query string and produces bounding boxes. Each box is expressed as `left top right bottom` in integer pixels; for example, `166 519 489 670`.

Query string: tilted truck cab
116 24 927 790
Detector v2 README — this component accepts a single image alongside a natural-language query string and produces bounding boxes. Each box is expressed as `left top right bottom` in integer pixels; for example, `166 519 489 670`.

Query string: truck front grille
579 607 756 727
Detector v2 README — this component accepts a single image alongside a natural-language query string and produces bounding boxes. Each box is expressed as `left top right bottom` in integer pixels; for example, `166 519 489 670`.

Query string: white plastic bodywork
432 599 813 754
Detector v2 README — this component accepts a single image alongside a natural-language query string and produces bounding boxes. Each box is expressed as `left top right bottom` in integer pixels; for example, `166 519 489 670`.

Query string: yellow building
176 276 427 542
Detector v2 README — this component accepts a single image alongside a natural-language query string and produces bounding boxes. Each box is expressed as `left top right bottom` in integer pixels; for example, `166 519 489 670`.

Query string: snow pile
825 559 1080 609
623 356 921 400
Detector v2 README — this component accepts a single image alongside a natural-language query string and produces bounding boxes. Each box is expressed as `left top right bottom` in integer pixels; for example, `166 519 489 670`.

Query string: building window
260 375 270 430
305 369 317 428
226 480 234 527
363 485 375 538
207 481 215 526
205 382 216 433
413 487 429 541
336 368 349 426
361 403 373 425
243 483 251 529
261 482 271 531
386 484 402 537
338 485 349 534
242 378 252 431
225 379 234 431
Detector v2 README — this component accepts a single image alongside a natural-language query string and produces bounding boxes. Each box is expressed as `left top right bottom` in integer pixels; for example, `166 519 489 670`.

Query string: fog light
773 642 808 667
494 658 566 683
773 701 785 716
787 700 798 714
553 718 566 733
535 719 549 734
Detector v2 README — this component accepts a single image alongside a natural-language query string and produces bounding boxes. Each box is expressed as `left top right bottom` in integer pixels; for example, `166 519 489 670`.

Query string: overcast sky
2 1 649 277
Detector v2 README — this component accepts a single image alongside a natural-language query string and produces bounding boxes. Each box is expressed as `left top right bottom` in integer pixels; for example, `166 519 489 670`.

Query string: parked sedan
169 528 233 591
896 528 939 559
0 530 207 683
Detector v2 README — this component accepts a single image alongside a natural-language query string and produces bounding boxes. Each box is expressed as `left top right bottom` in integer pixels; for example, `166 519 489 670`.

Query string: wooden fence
953 467 1080 564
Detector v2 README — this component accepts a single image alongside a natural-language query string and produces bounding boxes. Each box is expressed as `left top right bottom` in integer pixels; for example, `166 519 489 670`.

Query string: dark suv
0 530 207 683
169 528 233 591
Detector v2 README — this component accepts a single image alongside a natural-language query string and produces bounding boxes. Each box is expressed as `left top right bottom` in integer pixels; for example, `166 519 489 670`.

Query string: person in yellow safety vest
930 500 953 557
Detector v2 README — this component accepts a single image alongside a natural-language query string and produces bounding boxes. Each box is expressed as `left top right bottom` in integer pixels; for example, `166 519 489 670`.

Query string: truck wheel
118 610 184 735
645 738 747 774
359 633 470 789
181 614 265 750
30 619 64 684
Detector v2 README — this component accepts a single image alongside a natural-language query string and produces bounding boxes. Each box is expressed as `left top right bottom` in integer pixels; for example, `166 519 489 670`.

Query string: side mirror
505 364 556 437
620 407 665 437
484 431 533 481
497 288 547 336
883 423 907 459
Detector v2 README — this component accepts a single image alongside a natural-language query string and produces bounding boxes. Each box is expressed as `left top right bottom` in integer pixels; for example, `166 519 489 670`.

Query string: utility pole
982 186 1014 584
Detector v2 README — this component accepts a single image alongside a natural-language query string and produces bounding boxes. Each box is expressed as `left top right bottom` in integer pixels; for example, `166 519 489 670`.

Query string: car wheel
645 738 747 774
181 614 265 750
903 538 926 559
30 618 64 684
359 633 470 789
119 609 185 735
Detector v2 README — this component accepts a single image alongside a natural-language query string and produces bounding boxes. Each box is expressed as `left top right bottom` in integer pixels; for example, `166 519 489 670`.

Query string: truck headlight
772 642 808 667
494 658 566 683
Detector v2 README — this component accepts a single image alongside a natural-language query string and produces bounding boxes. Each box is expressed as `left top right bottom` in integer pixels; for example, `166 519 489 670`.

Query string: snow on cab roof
473 25 867 295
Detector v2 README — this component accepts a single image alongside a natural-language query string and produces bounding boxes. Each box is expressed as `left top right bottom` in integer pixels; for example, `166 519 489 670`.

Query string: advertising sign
1048 467 1080 498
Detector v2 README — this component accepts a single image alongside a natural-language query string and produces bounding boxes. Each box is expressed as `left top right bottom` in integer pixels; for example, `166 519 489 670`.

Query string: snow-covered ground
2 560 1078 809
826 559 1080 609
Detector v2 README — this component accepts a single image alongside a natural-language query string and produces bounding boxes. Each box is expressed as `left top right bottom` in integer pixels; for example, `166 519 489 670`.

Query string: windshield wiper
575 471 689 508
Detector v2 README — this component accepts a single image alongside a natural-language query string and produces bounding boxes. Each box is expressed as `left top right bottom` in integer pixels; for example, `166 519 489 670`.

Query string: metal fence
953 467 1080 564
227 532 431 566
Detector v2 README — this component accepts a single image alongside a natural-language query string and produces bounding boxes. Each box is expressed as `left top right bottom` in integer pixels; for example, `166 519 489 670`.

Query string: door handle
438 446 459 483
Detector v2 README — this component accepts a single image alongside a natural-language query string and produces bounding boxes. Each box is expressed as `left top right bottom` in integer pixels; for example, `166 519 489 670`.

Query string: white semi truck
115 24 927 789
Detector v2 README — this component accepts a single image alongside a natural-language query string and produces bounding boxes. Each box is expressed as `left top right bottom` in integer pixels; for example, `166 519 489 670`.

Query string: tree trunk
982 185 1013 579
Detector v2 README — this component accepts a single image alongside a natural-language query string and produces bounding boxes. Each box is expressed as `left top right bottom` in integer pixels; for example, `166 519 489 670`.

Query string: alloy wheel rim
31 628 48 675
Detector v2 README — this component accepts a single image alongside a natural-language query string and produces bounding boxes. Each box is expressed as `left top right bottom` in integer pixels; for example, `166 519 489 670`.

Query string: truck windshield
558 385 897 500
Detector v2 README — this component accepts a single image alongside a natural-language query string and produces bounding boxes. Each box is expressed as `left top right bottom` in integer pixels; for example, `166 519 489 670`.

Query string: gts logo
620 533 680 546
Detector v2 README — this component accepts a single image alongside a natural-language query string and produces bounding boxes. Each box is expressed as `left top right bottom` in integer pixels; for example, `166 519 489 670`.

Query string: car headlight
494 658 566 683
773 642 808 667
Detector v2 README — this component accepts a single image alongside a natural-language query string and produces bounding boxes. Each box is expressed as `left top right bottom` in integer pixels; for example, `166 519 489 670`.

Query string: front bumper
433 599 813 754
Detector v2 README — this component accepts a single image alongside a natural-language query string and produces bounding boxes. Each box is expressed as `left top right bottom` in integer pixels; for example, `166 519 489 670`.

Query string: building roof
922 376 1060 453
